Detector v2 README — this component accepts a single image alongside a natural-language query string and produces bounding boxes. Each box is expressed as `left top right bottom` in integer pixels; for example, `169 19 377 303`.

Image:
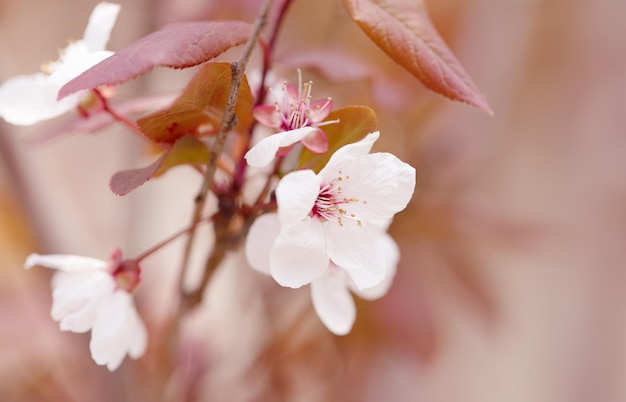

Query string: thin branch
177 0 274 303
233 0 294 189
133 213 216 263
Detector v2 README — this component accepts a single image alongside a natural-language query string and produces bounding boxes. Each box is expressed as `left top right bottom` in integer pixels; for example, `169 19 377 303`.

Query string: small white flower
0 2 121 125
245 131 415 291
24 250 147 371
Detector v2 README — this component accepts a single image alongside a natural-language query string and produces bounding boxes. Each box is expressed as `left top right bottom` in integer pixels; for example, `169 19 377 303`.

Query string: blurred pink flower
24 250 147 371
0 2 120 125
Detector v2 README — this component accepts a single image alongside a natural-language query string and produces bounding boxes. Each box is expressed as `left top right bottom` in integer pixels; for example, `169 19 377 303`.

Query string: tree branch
177 0 274 306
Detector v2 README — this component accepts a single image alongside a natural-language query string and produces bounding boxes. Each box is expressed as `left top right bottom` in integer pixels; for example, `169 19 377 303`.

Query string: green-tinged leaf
154 135 210 176
343 0 493 115
298 106 377 172
137 62 253 143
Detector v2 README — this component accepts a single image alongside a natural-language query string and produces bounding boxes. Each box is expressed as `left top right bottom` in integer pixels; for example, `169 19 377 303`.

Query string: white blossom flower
245 131 415 292
0 2 121 125
246 212 399 335
24 250 147 371
244 70 334 167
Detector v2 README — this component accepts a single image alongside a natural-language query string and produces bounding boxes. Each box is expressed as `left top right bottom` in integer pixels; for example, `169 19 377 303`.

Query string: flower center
311 172 362 227
269 69 334 132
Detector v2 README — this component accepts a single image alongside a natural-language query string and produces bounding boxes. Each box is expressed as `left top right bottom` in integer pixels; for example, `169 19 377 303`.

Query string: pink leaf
343 0 493 115
59 21 251 99
109 151 169 196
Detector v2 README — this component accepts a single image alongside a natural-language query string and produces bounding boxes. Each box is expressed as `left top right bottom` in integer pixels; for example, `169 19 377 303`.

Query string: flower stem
133 213 215 263
233 0 295 190
177 0 274 304
92 88 144 137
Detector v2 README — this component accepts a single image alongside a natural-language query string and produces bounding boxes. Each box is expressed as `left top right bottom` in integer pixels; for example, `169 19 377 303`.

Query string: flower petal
325 223 386 289
350 232 399 300
311 268 356 335
90 291 147 371
319 131 379 178
25 253 108 272
270 217 328 288
252 104 282 128
245 213 281 275
82 2 121 52
245 127 319 167
0 74 80 125
300 128 329 154
329 152 416 221
52 44 113 84
275 169 321 227
308 98 333 123
50 271 115 332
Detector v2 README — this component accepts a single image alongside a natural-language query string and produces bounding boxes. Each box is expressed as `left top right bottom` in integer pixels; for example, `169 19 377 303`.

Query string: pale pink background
1 0 625 401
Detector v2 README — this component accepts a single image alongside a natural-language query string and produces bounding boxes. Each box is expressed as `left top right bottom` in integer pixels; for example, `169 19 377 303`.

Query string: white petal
330 152 416 221
275 169 321 227
25 253 108 272
350 232 399 300
50 271 115 332
311 269 356 335
319 131 379 178
0 74 80 125
270 218 328 288
52 44 113 84
90 291 147 371
245 213 281 275
325 223 385 290
245 127 319 167
82 2 121 52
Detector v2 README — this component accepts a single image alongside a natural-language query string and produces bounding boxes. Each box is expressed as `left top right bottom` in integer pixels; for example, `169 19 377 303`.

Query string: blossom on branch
24 249 147 371
245 71 335 167
245 131 415 333
0 2 120 125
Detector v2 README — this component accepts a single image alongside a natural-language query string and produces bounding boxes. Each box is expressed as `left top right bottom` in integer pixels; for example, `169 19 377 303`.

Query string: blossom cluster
3 2 416 371
245 132 415 334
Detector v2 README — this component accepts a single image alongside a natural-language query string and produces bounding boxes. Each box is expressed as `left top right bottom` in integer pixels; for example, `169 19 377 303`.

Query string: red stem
134 213 216 263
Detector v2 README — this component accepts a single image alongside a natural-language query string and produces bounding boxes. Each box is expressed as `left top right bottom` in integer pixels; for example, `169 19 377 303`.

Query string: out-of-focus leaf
59 21 251 99
298 106 377 172
154 135 210 177
109 135 212 195
110 152 168 196
343 0 493 115
279 49 413 111
137 62 253 143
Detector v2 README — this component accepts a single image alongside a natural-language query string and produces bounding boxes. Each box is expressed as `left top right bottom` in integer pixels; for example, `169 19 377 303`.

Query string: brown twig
177 0 274 307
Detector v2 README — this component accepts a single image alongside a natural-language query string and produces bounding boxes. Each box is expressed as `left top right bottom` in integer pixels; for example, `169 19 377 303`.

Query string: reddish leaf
343 0 493 115
59 21 251 99
137 62 253 143
298 106 377 172
110 152 168 196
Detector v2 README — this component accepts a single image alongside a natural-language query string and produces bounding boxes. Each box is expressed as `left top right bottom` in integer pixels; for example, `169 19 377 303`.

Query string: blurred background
1 0 626 401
